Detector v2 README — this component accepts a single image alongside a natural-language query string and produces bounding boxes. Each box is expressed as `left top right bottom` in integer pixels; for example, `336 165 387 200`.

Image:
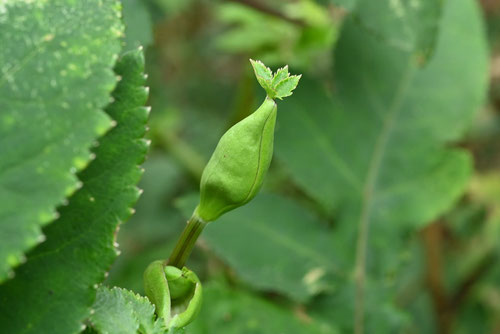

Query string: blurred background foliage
108 0 500 332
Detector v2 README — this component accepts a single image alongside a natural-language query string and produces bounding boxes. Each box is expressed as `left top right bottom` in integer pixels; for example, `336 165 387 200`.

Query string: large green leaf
276 0 488 330
0 50 149 334
0 0 123 281
329 0 442 59
186 282 337 334
353 0 442 60
177 193 338 303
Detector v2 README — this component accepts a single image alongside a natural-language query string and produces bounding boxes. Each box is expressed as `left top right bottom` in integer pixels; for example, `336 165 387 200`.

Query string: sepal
143 260 202 329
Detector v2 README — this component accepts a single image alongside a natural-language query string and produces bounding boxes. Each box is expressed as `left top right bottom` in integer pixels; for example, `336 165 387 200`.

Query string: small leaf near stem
167 214 207 268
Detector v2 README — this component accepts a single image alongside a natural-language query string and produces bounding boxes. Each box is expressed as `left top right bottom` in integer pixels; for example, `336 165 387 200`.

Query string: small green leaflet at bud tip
250 59 301 100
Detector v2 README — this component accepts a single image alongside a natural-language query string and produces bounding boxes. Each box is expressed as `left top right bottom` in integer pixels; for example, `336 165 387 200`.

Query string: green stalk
167 214 206 268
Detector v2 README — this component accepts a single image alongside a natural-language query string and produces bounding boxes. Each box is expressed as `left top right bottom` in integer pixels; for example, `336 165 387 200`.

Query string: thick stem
167 214 207 268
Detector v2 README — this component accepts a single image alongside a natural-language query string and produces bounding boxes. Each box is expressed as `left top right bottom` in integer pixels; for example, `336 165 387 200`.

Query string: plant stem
167 214 207 268
422 222 451 334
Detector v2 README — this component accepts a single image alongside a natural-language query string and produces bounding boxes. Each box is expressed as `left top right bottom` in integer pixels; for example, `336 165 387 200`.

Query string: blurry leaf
470 173 500 209
458 172 500 254
186 282 337 334
122 0 154 51
325 0 440 57
311 282 412 332
148 68 235 164
445 201 488 241
0 50 149 333
278 0 487 237
149 0 194 19
457 173 500 279
90 287 165 334
0 0 122 282
276 0 488 329
215 2 336 69
106 155 186 293
475 283 500 332
215 3 297 59
311 233 435 332
177 193 338 303
121 155 185 242
329 0 357 11
353 0 442 60
453 300 491 334
108 243 177 294
487 8 500 52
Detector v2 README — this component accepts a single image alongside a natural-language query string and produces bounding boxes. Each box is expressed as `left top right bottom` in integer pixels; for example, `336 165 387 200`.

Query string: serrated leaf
250 59 301 99
0 49 149 333
0 0 123 282
250 59 273 81
271 66 289 86
250 59 274 94
90 287 165 334
274 75 301 100
176 193 338 303
186 282 338 334
276 0 487 330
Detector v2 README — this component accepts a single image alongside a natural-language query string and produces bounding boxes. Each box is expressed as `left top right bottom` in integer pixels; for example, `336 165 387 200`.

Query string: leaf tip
250 59 301 100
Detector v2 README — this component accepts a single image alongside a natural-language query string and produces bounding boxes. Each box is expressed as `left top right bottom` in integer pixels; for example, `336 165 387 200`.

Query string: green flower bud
143 260 202 329
196 60 301 222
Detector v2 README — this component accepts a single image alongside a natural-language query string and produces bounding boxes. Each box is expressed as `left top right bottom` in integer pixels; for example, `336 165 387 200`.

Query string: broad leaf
186 282 337 334
354 0 442 60
276 0 487 330
177 193 337 303
329 0 441 59
0 0 123 281
0 50 149 334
